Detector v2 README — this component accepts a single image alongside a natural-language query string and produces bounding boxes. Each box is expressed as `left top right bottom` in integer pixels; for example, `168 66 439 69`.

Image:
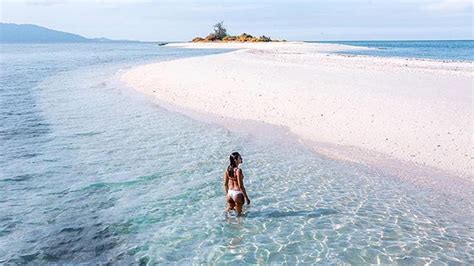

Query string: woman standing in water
224 152 250 215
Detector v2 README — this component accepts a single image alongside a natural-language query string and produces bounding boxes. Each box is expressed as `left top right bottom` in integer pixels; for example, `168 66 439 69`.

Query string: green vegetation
192 21 283 43
213 21 227 40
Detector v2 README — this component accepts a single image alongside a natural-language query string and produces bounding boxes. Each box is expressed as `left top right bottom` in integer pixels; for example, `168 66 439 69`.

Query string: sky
0 0 472 41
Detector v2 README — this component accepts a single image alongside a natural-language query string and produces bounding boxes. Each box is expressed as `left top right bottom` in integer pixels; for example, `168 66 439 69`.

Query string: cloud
25 0 68 6
22 0 152 5
188 3 267 13
426 0 473 11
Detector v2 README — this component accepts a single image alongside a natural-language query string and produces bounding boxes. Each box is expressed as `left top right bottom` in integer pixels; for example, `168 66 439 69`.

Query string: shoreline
165 42 473 76
120 79 474 202
305 41 474 63
121 42 473 182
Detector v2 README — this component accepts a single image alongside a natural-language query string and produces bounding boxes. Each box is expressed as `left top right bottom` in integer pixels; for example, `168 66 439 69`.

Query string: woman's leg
234 194 245 215
226 194 235 211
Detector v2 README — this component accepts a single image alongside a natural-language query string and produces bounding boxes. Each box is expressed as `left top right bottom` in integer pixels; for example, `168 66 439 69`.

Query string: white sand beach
122 42 473 180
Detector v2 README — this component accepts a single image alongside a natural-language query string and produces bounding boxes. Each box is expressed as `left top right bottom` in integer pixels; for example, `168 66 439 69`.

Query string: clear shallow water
1 43 473 264
313 40 474 61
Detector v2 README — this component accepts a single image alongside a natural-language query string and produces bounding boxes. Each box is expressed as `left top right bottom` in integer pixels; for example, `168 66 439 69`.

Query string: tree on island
213 21 227 40
192 21 281 42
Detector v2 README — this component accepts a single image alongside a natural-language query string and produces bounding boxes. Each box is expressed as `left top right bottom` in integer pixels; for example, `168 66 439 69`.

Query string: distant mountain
0 23 137 43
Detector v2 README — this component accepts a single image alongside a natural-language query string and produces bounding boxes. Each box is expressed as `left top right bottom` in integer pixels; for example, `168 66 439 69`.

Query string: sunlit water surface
315 40 474 61
1 43 473 264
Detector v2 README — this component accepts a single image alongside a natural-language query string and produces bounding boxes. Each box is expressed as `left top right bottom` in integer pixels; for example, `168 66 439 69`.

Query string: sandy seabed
122 42 473 190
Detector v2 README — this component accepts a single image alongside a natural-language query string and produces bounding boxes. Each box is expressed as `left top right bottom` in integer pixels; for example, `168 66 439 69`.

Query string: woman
224 152 250 215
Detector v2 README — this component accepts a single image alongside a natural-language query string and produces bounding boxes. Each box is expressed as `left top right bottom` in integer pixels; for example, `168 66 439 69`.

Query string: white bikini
228 167 243 200
228 189 243 199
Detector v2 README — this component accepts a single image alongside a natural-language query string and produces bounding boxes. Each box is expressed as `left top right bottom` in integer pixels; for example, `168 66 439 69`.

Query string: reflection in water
227 236 244 250
247 208 339 219
1 44 473 264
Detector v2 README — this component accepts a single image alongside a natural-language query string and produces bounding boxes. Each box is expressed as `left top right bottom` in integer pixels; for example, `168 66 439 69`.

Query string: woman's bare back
227 168 241 191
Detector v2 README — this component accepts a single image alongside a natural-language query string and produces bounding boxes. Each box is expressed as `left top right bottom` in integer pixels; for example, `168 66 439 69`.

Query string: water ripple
0 43 472 264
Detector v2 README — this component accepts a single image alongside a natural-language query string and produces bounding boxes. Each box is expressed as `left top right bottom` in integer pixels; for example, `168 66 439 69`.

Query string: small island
191 21 285 43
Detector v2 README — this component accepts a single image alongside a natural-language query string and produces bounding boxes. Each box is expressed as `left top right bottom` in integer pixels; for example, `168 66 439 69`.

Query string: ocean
1 43 472 264
313 40 474 61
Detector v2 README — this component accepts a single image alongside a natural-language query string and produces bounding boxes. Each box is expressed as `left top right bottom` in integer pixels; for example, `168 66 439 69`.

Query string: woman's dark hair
227 152 241 178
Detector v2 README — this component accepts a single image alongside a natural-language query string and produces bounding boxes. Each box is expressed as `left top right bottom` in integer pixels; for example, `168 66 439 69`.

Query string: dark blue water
312 40 474 61
1 43 473 264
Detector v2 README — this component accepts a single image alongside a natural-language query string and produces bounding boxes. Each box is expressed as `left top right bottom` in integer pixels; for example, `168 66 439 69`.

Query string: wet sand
121 42 473 181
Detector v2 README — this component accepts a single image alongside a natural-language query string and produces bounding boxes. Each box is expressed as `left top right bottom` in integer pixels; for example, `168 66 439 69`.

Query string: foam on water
1 43 473 264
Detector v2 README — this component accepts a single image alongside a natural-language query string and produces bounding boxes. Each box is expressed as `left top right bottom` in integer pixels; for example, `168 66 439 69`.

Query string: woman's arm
237 169 250 205
223 170 229 194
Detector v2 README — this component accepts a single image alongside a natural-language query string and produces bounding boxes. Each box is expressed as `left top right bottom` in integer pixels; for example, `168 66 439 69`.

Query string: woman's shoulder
235 167 243 176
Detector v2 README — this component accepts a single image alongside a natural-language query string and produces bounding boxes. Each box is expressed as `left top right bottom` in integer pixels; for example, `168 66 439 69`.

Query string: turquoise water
313 40 474 61
1 43 473 264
